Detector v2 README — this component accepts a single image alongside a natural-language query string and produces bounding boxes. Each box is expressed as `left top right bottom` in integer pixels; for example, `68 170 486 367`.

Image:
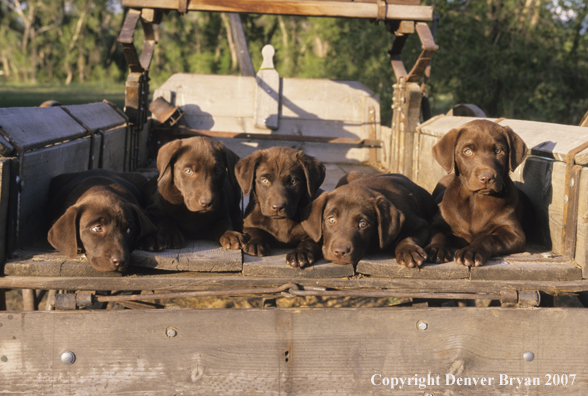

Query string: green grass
0 82 126 109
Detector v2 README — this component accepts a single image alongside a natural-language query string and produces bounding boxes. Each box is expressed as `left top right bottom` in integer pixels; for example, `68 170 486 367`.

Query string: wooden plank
227 13 255 77
132 240 243 272
574 167 588 277
357 255 470 279
0 107 86 151
243 248 354 278
121 0 434 21
0 159 10 263
101 126 128 171
4 260 122 278
1 308 588 395
470 260 582 281
1 274 588 294
413 133 446 192
63 103 126 132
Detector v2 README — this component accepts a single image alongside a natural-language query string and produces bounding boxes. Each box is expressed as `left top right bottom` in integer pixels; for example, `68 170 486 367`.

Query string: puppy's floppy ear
301 191 329 243
502 125 527 171
222 145 241 194
48 205 82 258
373 193 405 249
296 151 326 198
156 139 184 205
235 150 263 196
432 127 462 174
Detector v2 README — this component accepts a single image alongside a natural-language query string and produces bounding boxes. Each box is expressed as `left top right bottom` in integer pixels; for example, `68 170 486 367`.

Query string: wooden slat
1 274 588 294
63 103 127 132
0 107 86 151
243 249 354 278
131 240 243 272
1 308 587 395
357 256 470 279
575 167 588 277
122 0 434 21
0 159 10 263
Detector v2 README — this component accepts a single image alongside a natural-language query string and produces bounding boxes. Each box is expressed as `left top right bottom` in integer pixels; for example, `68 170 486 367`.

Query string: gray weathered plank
243 249 354 278
63 102 127 132
470 260 582 281
0 307 587 395
357 255 470 279
132 240 243 272
575 167 588 278
0 107 86 150
4 250 122 277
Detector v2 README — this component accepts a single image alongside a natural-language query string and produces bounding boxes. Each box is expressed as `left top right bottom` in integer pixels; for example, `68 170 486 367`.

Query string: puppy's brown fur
141 136 244 251
302 172 437 266
235 147 325 268
425 119 528 266
47 169 157 272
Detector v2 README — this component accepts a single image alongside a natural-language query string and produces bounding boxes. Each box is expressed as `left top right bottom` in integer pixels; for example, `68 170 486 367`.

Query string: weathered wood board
575 167 588 278
132 240 243 272
1 307 587 395
243 248 354 278
152 72 381 163
0 159 10 263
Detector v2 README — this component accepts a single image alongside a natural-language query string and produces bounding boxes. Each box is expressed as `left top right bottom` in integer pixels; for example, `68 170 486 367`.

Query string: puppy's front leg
424 213 453 264
213 218 248 250
286 238 322 268
242 227 272 257
395 217 430 268
454 224 525 267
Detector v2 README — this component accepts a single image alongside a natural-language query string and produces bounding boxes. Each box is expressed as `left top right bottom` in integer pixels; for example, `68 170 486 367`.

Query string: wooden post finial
260 45 275 70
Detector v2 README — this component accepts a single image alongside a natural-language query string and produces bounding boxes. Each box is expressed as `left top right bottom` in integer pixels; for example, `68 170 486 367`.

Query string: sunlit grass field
0 82 126 109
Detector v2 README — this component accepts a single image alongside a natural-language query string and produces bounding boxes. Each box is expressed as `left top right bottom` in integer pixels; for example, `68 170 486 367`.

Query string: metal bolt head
417 321 428 331
1 356 7 362
523 351 534 362
60 351 76 365
166 327 178 338
425 393 434 396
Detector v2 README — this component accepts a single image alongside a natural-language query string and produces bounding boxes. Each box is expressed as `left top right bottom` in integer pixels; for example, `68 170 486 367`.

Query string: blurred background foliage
0 0 587 125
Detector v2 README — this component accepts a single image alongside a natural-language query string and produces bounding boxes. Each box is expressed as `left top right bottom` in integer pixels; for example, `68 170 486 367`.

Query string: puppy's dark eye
91 225 103 233
289 178 298 186
463 148 473 156
215 167 224 175
327 217 336 225
260 177 269 185
185 168 194 176
358 220 368 229
495 148 503 155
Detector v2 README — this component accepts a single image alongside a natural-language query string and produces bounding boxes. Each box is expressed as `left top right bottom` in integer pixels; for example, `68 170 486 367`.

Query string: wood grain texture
121 0 434 21
243 248 354 278
574 168 588 277
357 255 470 279
0 107 86 151
0 308 587 395
63 102 127 132
470 260 582 281
1 274 588 294
132 240 243 272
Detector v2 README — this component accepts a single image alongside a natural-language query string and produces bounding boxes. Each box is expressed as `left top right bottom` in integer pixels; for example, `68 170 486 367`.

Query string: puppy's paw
219 230 249 250
242 239 270 257
424 243 452 263
454 247 488 267
396 244 427 268
286 249 316 268
137 234 163 252
159 228 185 250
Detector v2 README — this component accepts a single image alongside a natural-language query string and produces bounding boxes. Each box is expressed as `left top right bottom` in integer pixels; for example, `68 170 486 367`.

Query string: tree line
1 0 587 125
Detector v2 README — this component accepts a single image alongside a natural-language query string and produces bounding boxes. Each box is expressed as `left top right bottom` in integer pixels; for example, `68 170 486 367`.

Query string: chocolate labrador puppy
302 172 437 266
425 119 528 266
235 147 325 268
141 136 245 251
47 169 157 272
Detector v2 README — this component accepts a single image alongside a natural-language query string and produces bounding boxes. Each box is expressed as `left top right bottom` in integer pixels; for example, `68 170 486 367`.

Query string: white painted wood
255 45 280 130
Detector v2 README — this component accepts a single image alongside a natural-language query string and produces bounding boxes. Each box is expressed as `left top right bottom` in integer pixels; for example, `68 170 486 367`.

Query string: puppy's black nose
478 173 495 185
111 255 125 268
199 196 213 209
271 202 285 213
332 245 350 258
